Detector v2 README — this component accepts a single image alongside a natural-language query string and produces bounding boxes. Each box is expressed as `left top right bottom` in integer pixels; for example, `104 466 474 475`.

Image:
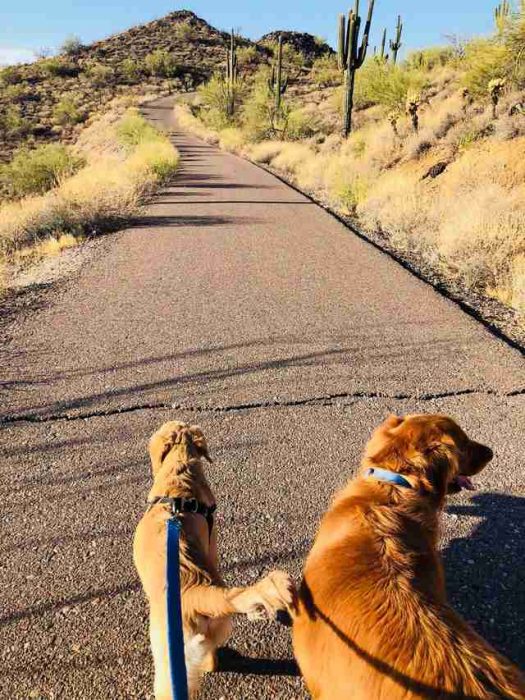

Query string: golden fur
134 420 293 699
293 414 525 699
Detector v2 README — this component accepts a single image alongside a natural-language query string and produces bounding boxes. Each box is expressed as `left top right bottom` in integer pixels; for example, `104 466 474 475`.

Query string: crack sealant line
1 387 524 426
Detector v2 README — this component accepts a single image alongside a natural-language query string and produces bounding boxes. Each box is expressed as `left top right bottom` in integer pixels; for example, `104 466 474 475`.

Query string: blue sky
1 1 497 65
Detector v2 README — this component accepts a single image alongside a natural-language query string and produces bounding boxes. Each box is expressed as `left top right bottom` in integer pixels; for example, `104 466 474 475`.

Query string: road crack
1 388 523 425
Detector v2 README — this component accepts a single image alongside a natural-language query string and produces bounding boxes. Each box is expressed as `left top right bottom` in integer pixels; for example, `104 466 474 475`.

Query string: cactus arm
337 14 347 69
357 0 375 66
380 28 387 60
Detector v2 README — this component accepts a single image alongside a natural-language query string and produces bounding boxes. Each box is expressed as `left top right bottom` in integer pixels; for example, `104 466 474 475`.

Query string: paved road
1 96 524 699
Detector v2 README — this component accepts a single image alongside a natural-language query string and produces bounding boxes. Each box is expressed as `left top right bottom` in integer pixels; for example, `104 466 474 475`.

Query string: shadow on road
217 647 299 677
443 491 525 666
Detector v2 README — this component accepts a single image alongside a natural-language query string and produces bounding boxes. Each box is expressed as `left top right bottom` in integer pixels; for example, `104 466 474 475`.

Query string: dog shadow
443 491 525 666
216 647 299 677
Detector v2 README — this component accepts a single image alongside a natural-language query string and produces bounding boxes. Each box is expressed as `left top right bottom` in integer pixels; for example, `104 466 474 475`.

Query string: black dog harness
147 496 217 537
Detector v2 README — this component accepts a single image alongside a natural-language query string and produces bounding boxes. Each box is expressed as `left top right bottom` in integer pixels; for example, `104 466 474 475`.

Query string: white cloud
0 47 36 67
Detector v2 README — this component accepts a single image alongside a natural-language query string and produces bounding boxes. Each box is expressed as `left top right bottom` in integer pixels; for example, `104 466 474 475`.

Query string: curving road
1 96 524 699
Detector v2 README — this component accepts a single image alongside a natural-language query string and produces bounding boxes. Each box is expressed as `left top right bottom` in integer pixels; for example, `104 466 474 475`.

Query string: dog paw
254 570 296 617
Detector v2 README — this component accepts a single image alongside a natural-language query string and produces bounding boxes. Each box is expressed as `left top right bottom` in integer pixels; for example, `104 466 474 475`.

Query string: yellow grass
0 106 179 282
176 85 525 316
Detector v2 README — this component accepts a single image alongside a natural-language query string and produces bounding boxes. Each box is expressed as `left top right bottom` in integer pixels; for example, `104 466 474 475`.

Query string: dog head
149 420 212 477
362 414 493 499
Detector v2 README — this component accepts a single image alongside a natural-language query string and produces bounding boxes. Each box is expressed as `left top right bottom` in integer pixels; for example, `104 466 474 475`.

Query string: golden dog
134 420 294 699
293 414 525 699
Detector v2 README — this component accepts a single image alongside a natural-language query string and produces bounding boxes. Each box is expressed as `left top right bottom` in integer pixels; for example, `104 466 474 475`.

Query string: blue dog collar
364 467 413 489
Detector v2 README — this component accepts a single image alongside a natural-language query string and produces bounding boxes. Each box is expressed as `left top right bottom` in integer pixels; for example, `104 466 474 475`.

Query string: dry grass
176 74 525 317
0 106 179 283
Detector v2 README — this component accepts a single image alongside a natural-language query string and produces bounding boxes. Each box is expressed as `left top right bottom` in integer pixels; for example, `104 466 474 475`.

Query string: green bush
0 105 29 138
144 50 180 78
116 110 164 149
0 144 84 199
237 45 259 68
311 54 341 87
174 21 197 41
0 65 22 86
40 57 78 78
241 69 290 140
285 108 321 140
354 59 426 112
120 58 141 83
463 4 525 96
84 62 114 86
198 74 246 128
463 38 509 96
61 35 83 55
52 97 85 126
405 46 456 71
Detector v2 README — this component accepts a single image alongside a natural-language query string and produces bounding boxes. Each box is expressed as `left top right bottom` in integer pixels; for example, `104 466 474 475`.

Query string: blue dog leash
166 517 189 700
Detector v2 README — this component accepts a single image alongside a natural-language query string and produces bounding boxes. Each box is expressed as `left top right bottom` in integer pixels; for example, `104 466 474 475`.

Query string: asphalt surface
0 96 524 699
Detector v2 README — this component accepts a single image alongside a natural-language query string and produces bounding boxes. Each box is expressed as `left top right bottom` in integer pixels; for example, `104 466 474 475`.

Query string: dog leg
149 604 171 700
184 570 293 620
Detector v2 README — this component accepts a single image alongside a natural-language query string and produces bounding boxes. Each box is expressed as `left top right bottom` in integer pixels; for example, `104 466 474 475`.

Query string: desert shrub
503 2 525 87
40 57 78 78
405 46 456 71
237 45 260 68
4 83 29 102
0 144 84 199
354 60 426 113
61 35 83 56
52 97 85 126
241 69 285 140
263 41 304 75
463 38 508 96
0 66 22 86
0 110 179 260
84 62 114 86
198 74 246 128
120 58 141 83
174 21 197 41
116 109 164 149
311 54 341 87
145 50 180 78
464 5 525 96
285 108 321 140
0 105 29 138
218 127 246 152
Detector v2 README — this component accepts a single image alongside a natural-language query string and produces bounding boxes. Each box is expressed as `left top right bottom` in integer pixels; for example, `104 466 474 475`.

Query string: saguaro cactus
389 15 403 65
268 35 288 113
494 1 511 34
338 0 376 137
225 29 238 117
379 28 388 61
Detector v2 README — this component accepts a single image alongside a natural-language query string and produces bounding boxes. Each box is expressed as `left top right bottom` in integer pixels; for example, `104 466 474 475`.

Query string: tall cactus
225 29 238 117
389 15 403 65
338 0 376 137
268 35 288 113
379 28 388 61
494 0 511 34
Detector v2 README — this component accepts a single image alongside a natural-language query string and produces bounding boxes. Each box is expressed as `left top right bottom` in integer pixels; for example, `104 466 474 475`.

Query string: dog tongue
455 476 476 491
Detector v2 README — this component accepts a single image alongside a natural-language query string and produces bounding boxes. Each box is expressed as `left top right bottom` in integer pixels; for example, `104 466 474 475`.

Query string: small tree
61 35 83 56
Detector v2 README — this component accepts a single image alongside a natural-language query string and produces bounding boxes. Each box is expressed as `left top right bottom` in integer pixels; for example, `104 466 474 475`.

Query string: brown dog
134 420 294 699
293 414 525 699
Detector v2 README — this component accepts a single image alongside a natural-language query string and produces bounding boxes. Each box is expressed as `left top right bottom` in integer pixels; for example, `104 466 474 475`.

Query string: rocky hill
0 11 248 161
258 31 334 61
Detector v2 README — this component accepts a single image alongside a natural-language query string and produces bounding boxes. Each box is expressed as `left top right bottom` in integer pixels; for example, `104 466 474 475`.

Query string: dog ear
148 421 188 476
382 414 404 430
188 425 213 463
